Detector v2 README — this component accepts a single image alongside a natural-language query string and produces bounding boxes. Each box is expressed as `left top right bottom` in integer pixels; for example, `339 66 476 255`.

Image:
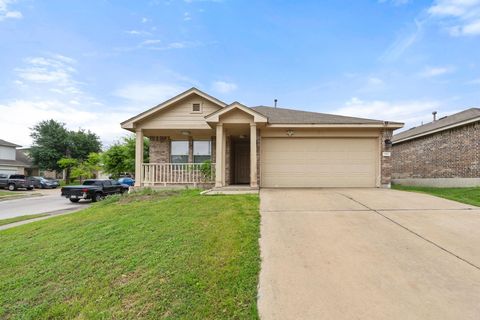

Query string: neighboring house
392 108 480 187
0 140 38 176
121 88 403 189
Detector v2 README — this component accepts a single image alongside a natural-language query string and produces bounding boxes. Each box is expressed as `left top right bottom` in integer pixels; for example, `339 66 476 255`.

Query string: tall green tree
30 119 102 174
30 120 69 172
102 136 149 178
68 129 102 160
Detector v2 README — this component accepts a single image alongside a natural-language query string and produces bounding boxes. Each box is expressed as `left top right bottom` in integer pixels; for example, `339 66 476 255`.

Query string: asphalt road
0 189 90 220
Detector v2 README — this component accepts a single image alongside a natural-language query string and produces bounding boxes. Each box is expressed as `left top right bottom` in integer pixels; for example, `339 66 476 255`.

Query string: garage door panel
261 138 378 188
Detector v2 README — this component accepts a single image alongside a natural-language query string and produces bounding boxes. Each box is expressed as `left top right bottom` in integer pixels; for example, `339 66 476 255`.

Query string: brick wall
392 122 480 179
381 129 394 186
149 136 170 163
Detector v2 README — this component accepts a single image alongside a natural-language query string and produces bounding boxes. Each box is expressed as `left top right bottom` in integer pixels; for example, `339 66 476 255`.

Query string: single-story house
0 140 38 176
392 108 480 187
121 88 403 189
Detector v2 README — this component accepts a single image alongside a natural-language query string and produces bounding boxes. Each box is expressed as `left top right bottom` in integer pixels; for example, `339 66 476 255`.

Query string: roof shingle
251 106 401 125
393 108 480 143
0 139 21 148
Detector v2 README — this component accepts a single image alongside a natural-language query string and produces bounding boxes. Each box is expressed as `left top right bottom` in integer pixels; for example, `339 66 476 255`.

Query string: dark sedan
29 176 59 189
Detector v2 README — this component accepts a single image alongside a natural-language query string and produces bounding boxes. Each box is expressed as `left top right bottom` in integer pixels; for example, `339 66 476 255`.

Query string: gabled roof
121 87 227 128
16 149 34 167
252 106 403 127
0 139 21 148
393 108 480 144
205 102 268 123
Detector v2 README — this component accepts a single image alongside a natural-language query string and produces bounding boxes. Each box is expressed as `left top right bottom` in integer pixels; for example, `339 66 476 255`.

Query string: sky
1 0 479 148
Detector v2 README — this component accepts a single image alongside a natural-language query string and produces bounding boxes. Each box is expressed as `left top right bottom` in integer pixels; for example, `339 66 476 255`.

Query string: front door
234 141 250 184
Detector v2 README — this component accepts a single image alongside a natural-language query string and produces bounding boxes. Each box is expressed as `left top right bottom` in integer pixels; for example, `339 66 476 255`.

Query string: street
0 189 90 220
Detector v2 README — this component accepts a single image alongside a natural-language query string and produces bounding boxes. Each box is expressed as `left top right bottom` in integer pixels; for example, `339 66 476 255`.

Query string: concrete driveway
258 188 480 320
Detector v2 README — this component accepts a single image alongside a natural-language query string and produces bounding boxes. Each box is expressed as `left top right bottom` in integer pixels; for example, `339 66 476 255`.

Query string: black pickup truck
61 179 129 203
0 174 34 191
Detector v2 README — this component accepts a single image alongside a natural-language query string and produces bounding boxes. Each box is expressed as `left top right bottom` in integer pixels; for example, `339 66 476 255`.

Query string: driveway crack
336 192 480 272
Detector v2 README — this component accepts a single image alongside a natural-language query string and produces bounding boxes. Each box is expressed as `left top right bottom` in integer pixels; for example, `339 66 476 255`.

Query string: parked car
28 176 59 189
44 177 60 188
61 179 129 203
118 177 135 186
0 174 34 191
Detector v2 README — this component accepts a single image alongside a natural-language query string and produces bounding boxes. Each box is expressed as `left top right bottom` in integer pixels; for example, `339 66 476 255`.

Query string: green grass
393 185 480 207
0 191 28 199
0 189 260 319
0 214 49 227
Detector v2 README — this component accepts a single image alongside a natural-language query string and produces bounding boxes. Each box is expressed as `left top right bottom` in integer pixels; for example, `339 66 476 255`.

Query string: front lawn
0 190 260 319
393 185 480 207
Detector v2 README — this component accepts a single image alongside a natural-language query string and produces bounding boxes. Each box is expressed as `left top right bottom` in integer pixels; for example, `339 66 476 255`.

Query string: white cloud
0 99 130 147
15 55 78 87
212 81 237 93
332 97 447 130
419 66 454 77
0 0 22 21
183 12 191 21
428 0 480 36
141 17 150 23
380 19 424 62
141 39 162 46
130 39 201 51
126 30 152 36
2 53 129 146
114 83 185 106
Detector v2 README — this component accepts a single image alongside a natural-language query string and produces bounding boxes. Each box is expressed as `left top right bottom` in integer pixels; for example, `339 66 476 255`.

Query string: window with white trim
170 141 189 163
193 140 211 163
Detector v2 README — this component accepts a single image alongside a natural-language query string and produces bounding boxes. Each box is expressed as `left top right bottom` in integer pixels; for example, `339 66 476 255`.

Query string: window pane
171 155 189 163
171 141 189 155
193 141 211 156
194 155 211 163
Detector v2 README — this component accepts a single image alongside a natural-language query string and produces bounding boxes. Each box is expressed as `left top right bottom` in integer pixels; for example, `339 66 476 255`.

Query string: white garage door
261 138 378 188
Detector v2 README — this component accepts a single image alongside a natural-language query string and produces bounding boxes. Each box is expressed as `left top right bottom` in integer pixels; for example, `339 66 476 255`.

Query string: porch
134 121 261 189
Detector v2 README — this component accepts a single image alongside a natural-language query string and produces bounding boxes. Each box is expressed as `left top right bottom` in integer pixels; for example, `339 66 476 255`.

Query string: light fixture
239 135 247 139
181 130 191 136
384 139 392 147
286 129 294 137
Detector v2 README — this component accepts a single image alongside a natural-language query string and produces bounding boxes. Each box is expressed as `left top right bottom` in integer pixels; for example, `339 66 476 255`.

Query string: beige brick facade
149 136 170 163
381 129 394 186
392 122 480 179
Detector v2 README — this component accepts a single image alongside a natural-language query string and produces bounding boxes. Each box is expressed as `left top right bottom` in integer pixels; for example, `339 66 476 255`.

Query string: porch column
134 129 144 187
215 124 223 188
250 123 258 188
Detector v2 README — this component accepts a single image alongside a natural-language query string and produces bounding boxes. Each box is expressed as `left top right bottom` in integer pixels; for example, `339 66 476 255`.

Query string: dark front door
234 141 250 184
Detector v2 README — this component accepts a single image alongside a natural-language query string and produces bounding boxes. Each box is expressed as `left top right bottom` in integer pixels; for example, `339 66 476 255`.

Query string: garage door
261 138 378 187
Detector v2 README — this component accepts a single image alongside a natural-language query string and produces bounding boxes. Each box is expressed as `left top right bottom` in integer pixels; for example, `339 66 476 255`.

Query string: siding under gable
136 95 222 130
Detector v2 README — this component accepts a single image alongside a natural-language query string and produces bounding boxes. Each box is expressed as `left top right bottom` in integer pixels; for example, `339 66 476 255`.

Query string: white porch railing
142 163 215 186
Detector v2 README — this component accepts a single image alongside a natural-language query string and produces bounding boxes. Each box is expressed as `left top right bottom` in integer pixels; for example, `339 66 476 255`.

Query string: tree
30 119 102 175
30 120 69 172
102 135 149 178
57 157 79 183
71 153 102 182
68 129 102 161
